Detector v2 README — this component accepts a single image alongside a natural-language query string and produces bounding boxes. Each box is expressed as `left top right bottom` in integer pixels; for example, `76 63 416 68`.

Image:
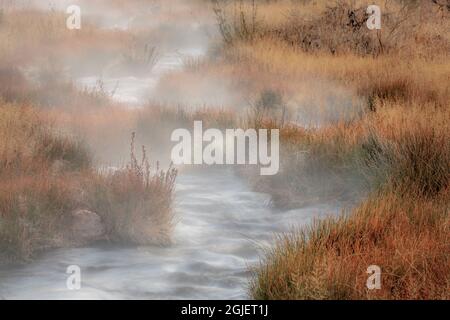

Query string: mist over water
0 0 359 299
0 169 339 299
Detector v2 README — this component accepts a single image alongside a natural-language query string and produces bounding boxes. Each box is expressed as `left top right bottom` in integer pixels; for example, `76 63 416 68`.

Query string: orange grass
234 0 450 300
251 188 450 300
0 104 177 264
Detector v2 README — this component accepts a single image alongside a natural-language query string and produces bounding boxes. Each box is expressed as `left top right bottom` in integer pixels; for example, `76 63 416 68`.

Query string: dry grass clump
0 103 91 176
0 103 91 264
87 133 177 245
0 61 117 111
0 8 130 67
250 188 450 300
362 102 450 197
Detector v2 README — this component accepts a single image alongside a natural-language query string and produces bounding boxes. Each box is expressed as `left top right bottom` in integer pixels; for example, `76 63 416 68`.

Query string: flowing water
0 2 344 300
0 169 338 299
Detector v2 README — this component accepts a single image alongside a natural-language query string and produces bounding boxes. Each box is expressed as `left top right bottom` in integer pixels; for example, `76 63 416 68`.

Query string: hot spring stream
0 169 337 299
0 8 341 300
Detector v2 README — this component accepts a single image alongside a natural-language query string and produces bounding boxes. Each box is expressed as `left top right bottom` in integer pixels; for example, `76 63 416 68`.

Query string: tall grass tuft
0 103 90 264
250 189 450 300
88 133 177 245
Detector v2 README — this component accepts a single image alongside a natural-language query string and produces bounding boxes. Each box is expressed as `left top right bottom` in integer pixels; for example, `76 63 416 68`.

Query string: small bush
88 133 177 245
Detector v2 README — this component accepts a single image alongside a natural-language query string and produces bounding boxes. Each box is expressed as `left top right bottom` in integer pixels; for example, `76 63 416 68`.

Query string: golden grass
215 0 450 56
250 100 449 299
224 39 450 107
0 173 81 263
0 103 90 264
227 0 450 300
251 188 450 300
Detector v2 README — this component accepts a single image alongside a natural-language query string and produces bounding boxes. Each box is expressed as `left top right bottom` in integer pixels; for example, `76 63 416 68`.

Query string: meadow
206 0 449 299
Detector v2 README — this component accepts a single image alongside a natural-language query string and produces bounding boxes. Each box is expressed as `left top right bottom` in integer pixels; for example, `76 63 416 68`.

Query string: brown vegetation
0 104 177 264
0 2 186 264
209 0 450 300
